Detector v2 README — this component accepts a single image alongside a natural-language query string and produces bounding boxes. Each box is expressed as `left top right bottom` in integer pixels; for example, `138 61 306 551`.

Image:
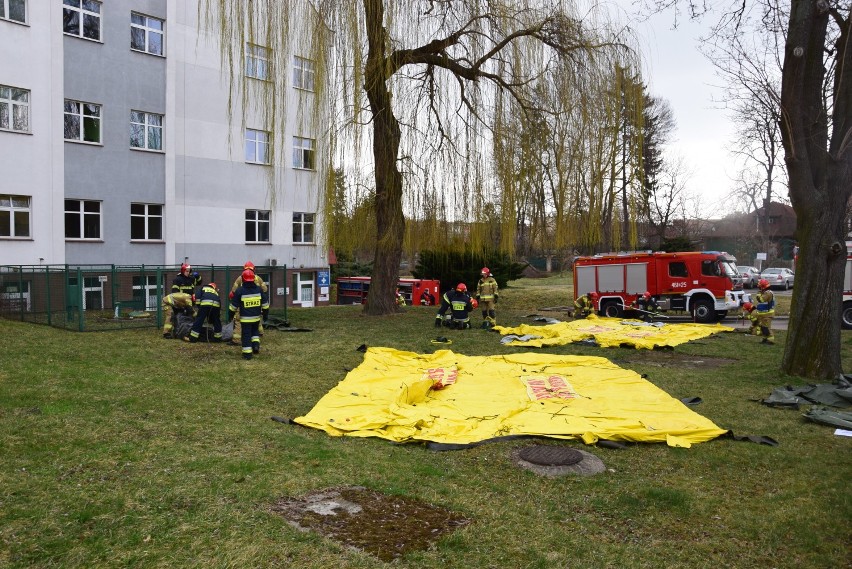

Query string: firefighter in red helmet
475 267 499 328
435 283 475 329
228 268 269 359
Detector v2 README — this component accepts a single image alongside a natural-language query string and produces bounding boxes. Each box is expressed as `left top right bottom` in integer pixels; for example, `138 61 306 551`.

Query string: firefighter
228 268 269 359
573 292 598 319
632 291 661 322
187 282 222 342
475 267 499 328
172 263 201 295
230 261 269 340
162 292 194 338
741 302 760 336
435 283 475 329
754 279 776 344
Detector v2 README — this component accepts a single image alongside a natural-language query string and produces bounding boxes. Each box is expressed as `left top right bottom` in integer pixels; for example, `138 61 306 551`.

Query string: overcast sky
611 2 739 218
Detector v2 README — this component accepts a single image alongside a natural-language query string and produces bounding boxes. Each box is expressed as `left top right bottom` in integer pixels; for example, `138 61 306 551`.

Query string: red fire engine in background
573 251 745 323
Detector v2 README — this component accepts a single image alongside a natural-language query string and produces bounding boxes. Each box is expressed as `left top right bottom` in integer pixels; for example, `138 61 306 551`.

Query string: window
246 43 271 80
130 110 163 150
63 0 101 41
293 136 315 169
292 212 315 243
131 12 164 56
64 100 101 143
65 199 101 239
0 85 29 133
245 209 270 242
131 203 163 240
669 262 688 278
0 194 30 238
1 0 27 24
245 129 270 164
293 56 315 91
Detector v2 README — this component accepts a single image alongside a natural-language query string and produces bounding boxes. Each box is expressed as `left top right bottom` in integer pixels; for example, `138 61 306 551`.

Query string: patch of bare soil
615 351 734 368
271 486 472 562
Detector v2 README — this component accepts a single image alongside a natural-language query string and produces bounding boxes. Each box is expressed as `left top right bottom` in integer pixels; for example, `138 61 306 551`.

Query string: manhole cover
518 445 583 466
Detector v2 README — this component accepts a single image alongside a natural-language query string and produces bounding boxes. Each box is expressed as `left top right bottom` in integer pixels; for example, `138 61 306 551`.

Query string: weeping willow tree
202 0 634 315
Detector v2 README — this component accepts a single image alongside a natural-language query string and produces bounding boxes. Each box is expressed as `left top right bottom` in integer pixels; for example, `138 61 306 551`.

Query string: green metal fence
0 264 289 332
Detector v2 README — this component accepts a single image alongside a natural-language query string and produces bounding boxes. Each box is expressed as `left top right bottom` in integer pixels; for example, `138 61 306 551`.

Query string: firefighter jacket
163 292 193 309
755 290 775 315
573 295 594 317
437 289 474 321
195 285 221 309
229 281 269 323
172 273 201 295
476 276 499 302
230 274 269 295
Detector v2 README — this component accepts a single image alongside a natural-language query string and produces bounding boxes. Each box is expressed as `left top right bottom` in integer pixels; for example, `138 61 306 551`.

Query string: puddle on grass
615 351 734 368
271 486 472 562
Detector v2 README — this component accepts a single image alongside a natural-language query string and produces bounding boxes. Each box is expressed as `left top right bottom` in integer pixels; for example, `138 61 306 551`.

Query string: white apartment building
0 0 330 306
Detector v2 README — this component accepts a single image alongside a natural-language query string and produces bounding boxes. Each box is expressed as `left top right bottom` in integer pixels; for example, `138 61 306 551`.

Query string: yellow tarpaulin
494 315 733 349
294 348 728 448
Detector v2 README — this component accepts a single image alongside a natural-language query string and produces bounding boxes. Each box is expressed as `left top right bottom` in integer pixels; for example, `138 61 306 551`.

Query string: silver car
738 266 761 288
760 267 795 290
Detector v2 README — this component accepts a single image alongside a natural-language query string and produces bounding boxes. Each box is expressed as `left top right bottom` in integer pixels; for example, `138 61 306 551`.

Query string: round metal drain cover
518 446 583 466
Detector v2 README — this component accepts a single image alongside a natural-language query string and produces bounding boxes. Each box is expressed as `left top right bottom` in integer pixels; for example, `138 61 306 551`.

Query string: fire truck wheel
842 301 852 330
601 300 623 318
691 298 715 323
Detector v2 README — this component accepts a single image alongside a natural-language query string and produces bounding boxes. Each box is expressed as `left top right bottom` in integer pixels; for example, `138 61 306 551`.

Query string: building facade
1 0 330 306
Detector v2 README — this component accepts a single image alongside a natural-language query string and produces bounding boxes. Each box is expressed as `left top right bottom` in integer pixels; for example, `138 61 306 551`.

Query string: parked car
738 266 761 288
760 267 795 290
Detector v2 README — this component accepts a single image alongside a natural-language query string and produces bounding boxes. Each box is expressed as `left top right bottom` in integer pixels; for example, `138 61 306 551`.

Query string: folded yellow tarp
294 348 727 448
494 315 733 349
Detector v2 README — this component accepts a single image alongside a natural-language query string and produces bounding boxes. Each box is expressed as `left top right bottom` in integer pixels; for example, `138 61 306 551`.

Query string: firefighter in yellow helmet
230 261 269 341
475 267 499 328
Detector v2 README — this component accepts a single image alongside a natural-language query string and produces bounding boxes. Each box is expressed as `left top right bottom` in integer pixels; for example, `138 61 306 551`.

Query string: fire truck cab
573 251 744 323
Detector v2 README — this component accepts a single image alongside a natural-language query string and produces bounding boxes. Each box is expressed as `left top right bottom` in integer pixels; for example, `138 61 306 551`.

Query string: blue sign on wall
317 270 330 287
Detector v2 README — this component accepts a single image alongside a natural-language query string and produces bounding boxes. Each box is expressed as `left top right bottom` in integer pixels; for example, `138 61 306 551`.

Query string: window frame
245 43 271 81
245 209 271 243
292 212 315 244
130 110 163 151
0 84 30 134
0 194 31 239
245 128 271 165
62 0 102 42
64 198 102 240
130 12 164 56
292 136 315 170
293 56 315 91
64 99 102 144
0 0 27 24
130 203 163 241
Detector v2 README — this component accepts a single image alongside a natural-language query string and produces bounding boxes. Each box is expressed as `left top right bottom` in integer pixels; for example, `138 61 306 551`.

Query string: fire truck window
701 260 721 276
669 262 688 277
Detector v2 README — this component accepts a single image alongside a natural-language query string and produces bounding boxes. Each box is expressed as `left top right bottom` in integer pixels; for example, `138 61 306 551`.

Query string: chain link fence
0 264 289 332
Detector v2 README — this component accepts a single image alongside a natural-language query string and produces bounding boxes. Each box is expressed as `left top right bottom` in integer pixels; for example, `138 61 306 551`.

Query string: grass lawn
0 276 848 568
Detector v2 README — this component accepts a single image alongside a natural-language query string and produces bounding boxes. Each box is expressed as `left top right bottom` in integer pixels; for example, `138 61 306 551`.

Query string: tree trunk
363 0 405 316
779 1 852 379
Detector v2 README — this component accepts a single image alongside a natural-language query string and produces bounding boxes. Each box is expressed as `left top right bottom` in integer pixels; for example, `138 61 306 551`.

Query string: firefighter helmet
456 283 467 292
758 279 770 290
743 302 754 312
180 263 191 274
642 291 651 300
244 261 255 270
242 269 255 283
480 267 491 277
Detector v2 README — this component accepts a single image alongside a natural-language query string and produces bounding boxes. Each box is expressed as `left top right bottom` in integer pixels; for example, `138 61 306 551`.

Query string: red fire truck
573 251 744 323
